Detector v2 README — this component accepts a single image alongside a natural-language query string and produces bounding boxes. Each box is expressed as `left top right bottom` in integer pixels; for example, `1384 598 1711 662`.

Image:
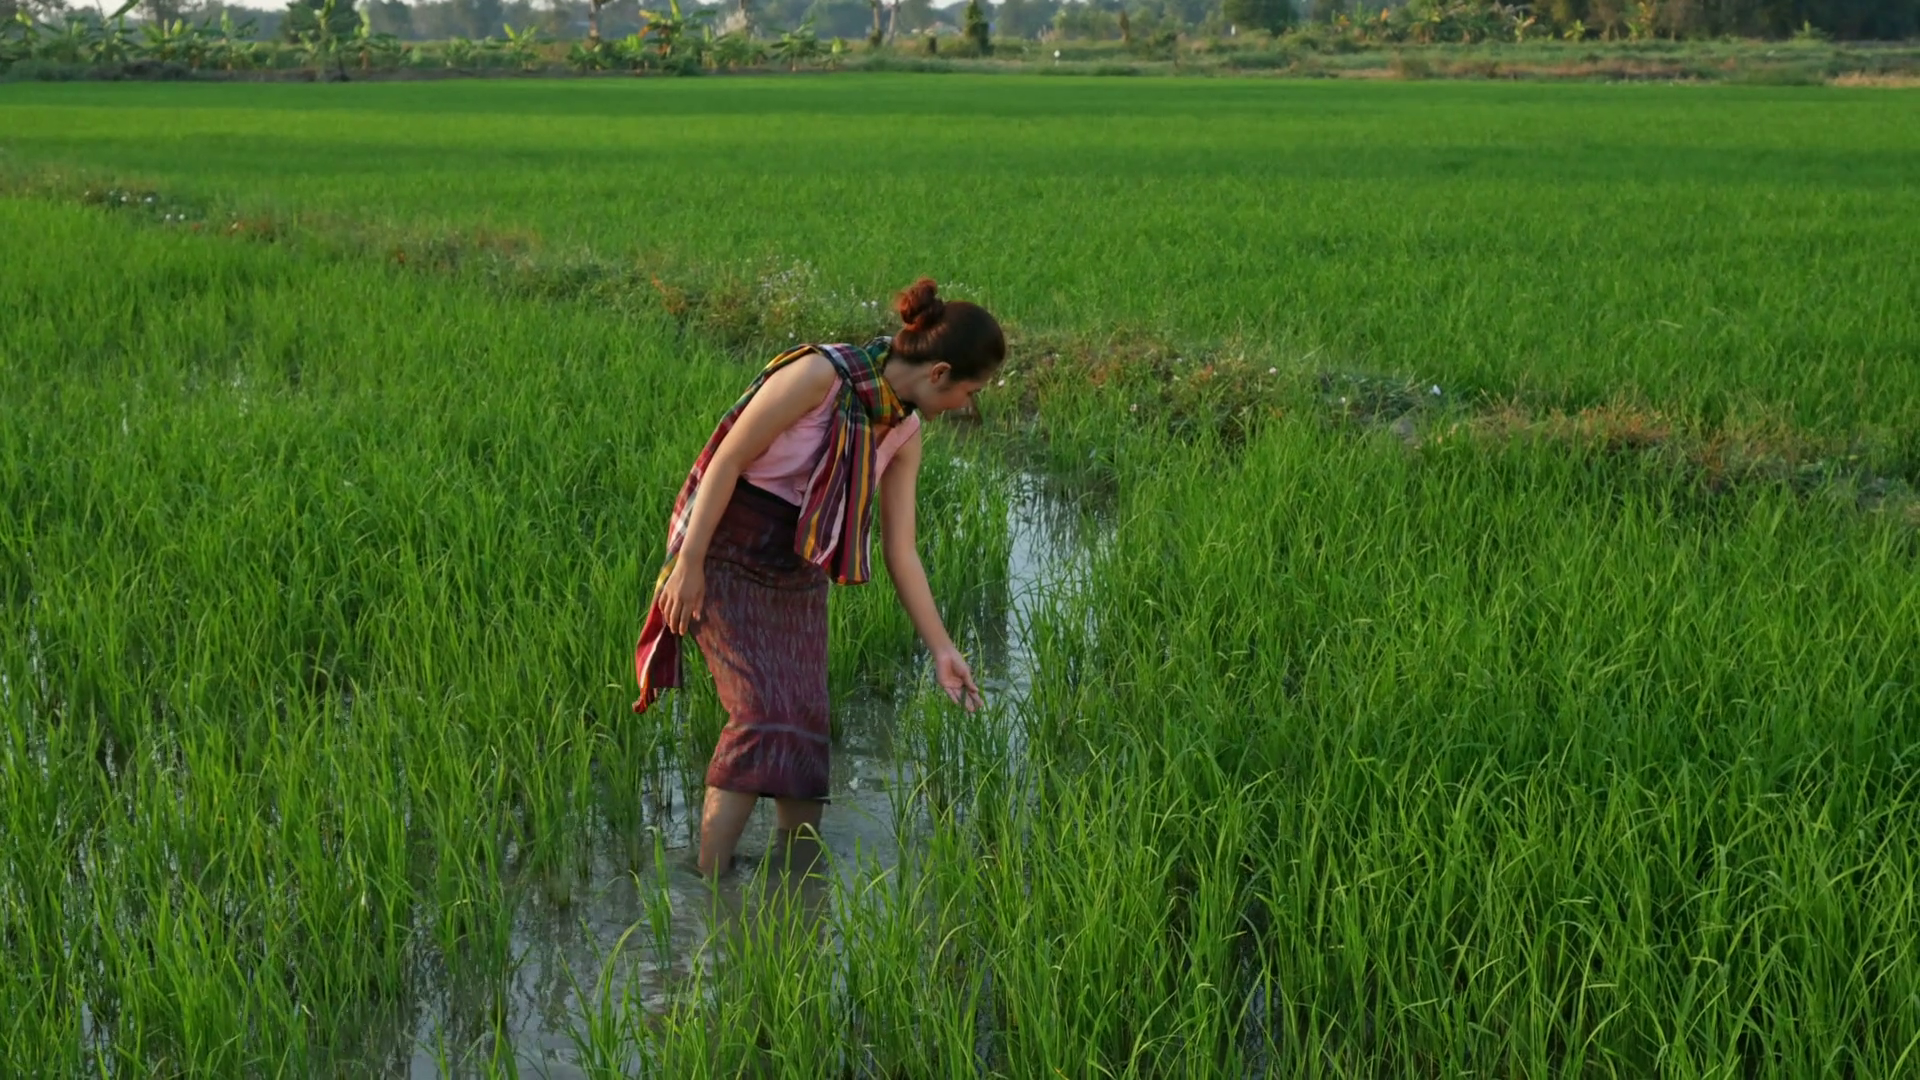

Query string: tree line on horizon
5 0 1914 51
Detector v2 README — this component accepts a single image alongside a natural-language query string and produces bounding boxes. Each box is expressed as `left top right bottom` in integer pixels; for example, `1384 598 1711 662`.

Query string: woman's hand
659 558 705 636
932 645 984 713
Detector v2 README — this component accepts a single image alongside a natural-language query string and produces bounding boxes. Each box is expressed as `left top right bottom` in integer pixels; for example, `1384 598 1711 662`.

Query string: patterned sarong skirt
694 480 832 801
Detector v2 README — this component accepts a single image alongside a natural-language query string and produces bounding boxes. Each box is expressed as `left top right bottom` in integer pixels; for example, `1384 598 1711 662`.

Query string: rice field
3 76 1919 1077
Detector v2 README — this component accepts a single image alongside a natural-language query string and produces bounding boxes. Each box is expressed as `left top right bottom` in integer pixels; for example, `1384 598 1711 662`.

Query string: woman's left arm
879 430 983 712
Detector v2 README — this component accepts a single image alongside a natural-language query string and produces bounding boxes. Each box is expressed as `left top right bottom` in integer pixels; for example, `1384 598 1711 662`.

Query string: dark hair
891 278 1005 381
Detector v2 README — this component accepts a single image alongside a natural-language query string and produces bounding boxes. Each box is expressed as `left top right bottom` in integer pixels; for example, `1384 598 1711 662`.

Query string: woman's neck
881 359 915 412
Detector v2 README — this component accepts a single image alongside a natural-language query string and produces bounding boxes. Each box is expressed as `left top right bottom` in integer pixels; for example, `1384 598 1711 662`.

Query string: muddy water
399 471 1102 1078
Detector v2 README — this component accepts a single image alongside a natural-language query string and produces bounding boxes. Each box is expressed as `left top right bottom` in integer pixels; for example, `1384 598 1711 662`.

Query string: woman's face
901 362 993 418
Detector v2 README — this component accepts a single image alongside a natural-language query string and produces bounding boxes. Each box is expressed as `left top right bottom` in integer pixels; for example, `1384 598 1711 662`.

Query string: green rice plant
9 78 1918 435
2 77 1918 1076
981 410 1920 1073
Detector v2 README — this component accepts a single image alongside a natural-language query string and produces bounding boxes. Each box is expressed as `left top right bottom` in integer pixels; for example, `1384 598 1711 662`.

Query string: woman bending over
634 278 1002 877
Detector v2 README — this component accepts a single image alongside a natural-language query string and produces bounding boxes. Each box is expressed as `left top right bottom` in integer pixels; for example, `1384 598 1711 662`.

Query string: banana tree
640 0 712 59
288 0 352 77
611 30 651 69
142 18 204 65
1504 3 1537 41
441 35 478 69
769 18 819 70
685 24 716 67
349 11 401 70
1625 0 1655 40
202 11 259 70
1452 2 1495 41
476 33 509 68
90 10 138 65
500 22 547 71
33 14 92 62
709 28 756 68
2 12 38 66
1370 6 1405 42
566 39 610 70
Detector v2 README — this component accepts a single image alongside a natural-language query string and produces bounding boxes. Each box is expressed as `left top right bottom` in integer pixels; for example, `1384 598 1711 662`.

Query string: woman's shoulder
763 348 839 401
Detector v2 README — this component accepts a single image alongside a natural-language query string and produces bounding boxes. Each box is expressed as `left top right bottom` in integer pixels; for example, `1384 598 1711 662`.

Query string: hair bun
895 278 946 333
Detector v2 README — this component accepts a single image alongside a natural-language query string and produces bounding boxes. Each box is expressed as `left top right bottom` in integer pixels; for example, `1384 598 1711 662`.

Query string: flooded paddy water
383 469 1106 1078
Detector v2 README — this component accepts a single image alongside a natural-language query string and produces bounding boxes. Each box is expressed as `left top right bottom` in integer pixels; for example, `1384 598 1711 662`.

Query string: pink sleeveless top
741 382 921 506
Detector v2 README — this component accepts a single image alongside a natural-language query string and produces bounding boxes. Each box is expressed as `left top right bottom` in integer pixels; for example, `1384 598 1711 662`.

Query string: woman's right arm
657 352 837 635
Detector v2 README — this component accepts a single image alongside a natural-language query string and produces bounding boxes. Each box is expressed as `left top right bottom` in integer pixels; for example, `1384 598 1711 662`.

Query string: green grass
5 77 1919 432
2 76 1918 1076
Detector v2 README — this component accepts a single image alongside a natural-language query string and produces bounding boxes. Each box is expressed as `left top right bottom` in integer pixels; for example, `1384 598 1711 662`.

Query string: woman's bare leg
772 798 825 877
699 788 758 878
773 797 823 832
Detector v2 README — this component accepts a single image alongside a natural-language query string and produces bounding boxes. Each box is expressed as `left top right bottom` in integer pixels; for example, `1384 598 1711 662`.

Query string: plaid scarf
632 339 907 714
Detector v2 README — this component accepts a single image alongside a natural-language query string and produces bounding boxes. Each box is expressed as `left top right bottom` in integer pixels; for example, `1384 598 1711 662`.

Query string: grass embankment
7 33 1920 85
3 77 1918 1075
859 36 1920 84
